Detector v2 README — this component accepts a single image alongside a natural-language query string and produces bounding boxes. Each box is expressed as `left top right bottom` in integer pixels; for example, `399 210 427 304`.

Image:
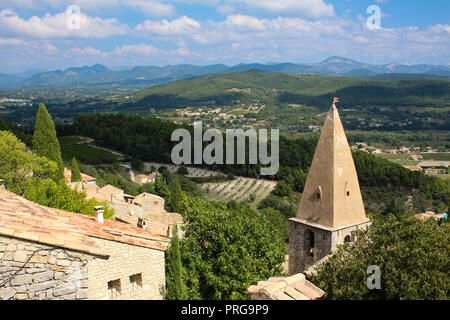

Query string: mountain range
0 56 449 89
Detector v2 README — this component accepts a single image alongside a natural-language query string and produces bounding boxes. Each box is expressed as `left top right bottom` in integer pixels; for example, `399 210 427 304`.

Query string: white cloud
0 0 181 18
224 14 266 31
0 6 449 72
136 15 200 35
219 0 335 18
66 46 102 56
0 0 46 10
114 43 161 55
121 1 176 18
0 0 335 18
0 8 129 39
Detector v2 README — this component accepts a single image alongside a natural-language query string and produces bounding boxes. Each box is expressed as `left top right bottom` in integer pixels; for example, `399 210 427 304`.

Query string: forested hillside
58 113 450 213
134 70 450 110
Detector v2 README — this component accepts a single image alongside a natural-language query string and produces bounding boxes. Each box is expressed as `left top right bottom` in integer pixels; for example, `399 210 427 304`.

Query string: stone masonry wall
0 235 93 300
288 221 331 274
86 238 165 300
330 221 371 252
289 220 371 274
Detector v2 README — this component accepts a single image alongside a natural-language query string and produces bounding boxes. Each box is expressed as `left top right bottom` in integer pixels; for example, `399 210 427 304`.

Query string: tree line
57 113 449 211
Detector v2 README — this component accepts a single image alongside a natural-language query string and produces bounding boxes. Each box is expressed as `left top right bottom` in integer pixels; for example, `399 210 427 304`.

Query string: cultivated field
199 177 277 203
59 136 121 164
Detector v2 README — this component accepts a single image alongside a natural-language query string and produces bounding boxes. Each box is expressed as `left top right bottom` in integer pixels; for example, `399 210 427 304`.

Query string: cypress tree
155 173 171 205
168 177 183 212
165 225 187 300
71 157 82 182
32 104 64 180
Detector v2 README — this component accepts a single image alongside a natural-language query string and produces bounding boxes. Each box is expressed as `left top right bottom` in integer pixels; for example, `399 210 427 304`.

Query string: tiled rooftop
247 273 324 300
98 184 123 196
80 173 96 182
0 188 169 257
115 210 183 236
133 192 164 205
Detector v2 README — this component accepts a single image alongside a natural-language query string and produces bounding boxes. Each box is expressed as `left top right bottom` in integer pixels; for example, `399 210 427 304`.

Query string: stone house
114 193 183 238
387 149 398 155
64 168 97 192
418 161 450 175
0 187 169 300
115 210 183 238
399 146 411 154
84 184 182 238
134 193 165 212
371 148 383 155
135 173 156 185
408 154 423 161
404 165 423 172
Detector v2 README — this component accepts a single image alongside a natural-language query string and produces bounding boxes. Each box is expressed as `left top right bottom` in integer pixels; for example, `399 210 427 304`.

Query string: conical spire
296 102 367 228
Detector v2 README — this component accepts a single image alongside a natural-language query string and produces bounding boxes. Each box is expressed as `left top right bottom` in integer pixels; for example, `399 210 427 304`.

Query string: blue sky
0 0 448 73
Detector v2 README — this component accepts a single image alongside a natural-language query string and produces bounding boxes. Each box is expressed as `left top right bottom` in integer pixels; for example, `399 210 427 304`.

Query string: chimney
94 205 104 224
137 218 146 229
0 179 5 189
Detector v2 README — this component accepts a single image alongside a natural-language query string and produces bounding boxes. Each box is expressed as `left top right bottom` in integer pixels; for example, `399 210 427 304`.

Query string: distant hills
0 56 449 89
0 69 46 88
134 69 450 110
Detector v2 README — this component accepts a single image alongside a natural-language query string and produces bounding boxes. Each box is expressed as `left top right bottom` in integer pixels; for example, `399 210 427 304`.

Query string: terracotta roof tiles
0 188 169 257
247 273 324 300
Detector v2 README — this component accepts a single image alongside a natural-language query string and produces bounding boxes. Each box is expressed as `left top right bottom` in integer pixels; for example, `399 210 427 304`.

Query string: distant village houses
135 173 156 185
64 168 183 239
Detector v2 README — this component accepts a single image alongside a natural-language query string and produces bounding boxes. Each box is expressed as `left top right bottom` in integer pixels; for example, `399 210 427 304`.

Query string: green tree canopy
0 130 57 188
165 225 187 300
155 174 170 206
272 180 293 197
176 167 189 176
180 198 285 300
32 104 64 180
0 130 114 219
167 177 183 213
310 213 449 300
8 177 114 219
71 157 82 182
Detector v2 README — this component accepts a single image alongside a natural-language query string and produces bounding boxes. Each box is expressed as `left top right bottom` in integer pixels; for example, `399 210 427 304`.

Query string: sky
0 0 448 73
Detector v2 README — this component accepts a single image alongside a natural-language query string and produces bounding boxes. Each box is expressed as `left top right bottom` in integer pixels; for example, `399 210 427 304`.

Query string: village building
63 168 97 191
0 187 169 300
135 173 156 185
371 148 383 155
84 184 183 238
417 161 450 175
288 102 371 274
355 142 367 148
61 168 183 238
404 165 423 172
399 146 411 154
408 154 423 161
414 211 448 224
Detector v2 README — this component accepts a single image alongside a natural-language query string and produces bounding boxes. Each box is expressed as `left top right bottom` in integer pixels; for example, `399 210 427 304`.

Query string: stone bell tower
288 100 371 274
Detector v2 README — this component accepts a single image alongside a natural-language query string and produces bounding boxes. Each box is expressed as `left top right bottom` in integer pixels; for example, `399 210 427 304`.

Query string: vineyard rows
200 177 277 202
